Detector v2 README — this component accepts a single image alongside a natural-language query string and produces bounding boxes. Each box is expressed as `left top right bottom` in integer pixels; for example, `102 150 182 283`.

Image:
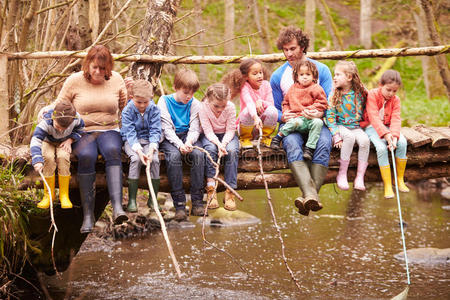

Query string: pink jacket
199 100 237 146
238 80 274 121
360 87 402 138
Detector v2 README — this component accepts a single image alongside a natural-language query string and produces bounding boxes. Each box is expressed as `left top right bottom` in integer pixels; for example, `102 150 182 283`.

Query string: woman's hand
59 138 73 153
34 163 44 173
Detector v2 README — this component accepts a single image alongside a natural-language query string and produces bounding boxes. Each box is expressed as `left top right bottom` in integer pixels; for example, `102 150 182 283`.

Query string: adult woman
42 45 128 233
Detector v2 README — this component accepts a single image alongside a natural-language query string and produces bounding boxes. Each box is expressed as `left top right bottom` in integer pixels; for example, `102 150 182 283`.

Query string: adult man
270 26 333 215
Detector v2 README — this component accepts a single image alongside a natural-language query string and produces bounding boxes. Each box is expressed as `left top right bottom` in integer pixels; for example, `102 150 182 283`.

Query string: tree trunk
360 0 372 48
130 0 180 87
253 0 270 54
419 0 450 99
89 0 100 42
194 0 206 83
224 0 235 55
413 6 446 99
77 0 92 49
305 0 316 51
316 0 343 50
0 55 10 144
99 0 116 52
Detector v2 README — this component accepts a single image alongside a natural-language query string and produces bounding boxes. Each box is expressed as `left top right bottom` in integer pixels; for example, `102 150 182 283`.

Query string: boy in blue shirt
121 80 162 212
31 100 85 209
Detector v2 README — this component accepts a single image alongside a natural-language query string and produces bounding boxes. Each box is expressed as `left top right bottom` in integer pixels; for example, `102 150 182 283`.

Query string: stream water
45 183 449 299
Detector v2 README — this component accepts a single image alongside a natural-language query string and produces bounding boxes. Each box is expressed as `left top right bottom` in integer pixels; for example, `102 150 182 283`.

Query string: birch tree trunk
360 0 372 49
419 0 450 99
78 0 92 49
0 55 11 144
413 6 446 99
224 0 235 55
305 0 316 51
130 0 180 88
316 0 343 50
195 0 206 83
89 0 100 43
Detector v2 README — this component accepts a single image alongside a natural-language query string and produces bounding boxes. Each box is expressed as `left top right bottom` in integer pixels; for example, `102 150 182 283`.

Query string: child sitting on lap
121 80 161 213
270 60 328 160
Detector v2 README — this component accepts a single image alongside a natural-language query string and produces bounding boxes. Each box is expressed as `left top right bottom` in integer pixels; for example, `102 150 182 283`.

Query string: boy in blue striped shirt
31 100 84 209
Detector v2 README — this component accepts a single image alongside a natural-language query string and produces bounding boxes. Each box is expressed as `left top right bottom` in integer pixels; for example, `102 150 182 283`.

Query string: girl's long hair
330 61 367 120
221 58 269 98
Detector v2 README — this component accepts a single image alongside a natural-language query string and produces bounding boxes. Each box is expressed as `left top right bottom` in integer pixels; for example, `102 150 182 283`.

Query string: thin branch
173 31 260 48
172 29 205 44
101 19 143 46
36 0 73 15
174 9 197 24
256 128 303 292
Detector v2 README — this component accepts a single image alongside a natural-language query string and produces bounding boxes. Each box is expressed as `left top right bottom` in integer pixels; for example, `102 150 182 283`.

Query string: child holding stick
361 70 409 198
199 83 239 211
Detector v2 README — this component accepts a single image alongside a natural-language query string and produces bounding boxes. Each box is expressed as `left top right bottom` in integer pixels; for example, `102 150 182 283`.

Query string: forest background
0 0 449 147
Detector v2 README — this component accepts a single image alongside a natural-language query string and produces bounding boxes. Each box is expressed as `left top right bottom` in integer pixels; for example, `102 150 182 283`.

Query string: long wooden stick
38 170 59 276
4 45 449 63
256 128 302 292
145 163 182 279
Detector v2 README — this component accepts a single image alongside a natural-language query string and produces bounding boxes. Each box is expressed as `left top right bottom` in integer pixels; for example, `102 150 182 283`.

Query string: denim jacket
121 100 161 152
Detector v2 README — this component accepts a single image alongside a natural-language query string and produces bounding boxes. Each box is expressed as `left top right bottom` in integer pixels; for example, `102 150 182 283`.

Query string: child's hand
384 133 396 150
253 116 263 130
34 163 44 173
255 100 264 115
180 141 193 154
333 134 342 148
334 140 343 149
137 149 148 165
59 138 73 153
218 143 228 157
146 147 154 164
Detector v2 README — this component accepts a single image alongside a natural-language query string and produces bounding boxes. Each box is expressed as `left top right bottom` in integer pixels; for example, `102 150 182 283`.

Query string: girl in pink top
199 83 239 211
222 58 278 148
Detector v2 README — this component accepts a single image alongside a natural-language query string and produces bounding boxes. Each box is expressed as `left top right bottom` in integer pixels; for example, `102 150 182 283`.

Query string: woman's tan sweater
56 71 127 131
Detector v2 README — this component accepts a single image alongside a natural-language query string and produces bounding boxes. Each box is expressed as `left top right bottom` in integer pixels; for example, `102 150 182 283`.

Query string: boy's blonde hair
133 79 153 99
174 68 200 92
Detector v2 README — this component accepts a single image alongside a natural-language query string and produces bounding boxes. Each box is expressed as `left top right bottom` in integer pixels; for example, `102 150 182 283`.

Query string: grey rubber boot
78 173 96 233
105 165 128 225
289 161 321 213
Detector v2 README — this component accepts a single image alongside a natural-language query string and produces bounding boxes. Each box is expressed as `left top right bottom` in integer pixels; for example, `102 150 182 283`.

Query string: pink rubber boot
336 159 350 190
354 160 368 191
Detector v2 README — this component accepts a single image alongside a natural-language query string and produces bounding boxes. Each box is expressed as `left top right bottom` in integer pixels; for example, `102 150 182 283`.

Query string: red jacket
360 87 402 138
282 83 328 115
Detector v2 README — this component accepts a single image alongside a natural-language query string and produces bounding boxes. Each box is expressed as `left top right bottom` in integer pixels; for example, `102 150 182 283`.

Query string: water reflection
46 184 450 299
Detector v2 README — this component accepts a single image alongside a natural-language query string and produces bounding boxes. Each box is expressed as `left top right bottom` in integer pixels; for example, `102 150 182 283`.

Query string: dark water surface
47 184 450 299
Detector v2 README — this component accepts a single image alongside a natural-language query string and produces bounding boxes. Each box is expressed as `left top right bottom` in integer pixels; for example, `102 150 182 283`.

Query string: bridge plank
401 127 432 148
413 125 450 148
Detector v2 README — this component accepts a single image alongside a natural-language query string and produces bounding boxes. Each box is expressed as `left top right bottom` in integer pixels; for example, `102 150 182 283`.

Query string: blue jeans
201 134 239 189
282 125 332 166
365 126 407 167
72 130 123 174
159 132 205 210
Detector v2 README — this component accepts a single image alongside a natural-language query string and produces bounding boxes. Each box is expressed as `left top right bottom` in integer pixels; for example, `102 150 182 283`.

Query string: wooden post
0 54 11 145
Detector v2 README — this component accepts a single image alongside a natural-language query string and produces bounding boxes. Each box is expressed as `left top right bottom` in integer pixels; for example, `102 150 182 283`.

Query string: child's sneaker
303 146 314 160
270 134 283 150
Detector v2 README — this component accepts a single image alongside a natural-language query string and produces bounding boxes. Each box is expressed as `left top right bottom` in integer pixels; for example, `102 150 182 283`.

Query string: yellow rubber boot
59 175 73 209
239 124 254 149
261 125 276 147
38 174 55 209
395 158 410 192
379 165 394 199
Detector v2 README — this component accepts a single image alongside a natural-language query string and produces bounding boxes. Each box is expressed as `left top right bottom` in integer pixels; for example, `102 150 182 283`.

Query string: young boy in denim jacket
121 80 162 212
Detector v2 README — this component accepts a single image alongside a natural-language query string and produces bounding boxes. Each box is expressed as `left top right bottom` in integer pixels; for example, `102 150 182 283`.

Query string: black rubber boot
78 173 96 233
289 161 320 213
105 165 128 225
310 163 328 211
127 178 139 212
147 178 162 211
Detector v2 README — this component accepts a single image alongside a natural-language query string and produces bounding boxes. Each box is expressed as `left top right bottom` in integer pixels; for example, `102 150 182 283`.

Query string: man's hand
303 108 323 119
281 111 297 122
34 162 44 173
59 138 73 153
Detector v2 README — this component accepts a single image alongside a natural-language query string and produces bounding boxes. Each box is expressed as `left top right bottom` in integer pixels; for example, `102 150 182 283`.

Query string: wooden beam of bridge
3 45 449 64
